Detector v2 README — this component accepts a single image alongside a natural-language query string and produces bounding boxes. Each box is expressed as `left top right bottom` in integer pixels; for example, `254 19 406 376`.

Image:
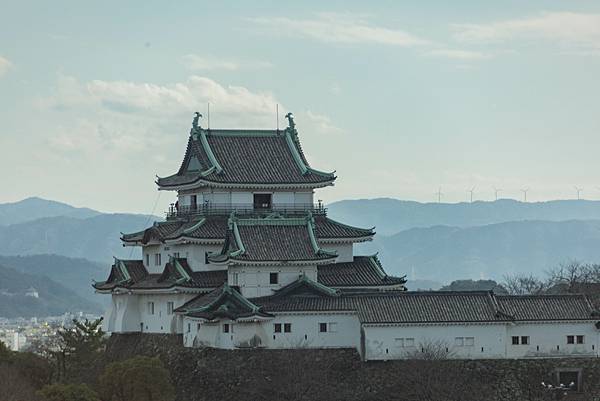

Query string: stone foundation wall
106 333 600 401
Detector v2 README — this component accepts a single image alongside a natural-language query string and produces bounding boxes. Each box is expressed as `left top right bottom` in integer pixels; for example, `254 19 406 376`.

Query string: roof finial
192 112 202 132
285 112 295 131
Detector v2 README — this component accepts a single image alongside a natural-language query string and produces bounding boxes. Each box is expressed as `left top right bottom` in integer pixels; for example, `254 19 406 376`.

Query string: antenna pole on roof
207 102 210 129
276 104 279 131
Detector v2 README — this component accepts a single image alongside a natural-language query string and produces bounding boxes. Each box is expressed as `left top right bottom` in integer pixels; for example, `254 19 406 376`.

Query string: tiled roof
318 256 406 288
314 216 374 239
121 216 228 244
178 285 272 320
94 258 226 290
214 217 337 263
122 213 372 244
255 291 503 323
496 294 597 321
157 129 335 188
93 259 148 290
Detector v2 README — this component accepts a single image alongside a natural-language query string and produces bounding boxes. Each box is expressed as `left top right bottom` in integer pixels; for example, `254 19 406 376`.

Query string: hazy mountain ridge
364 219 600 283
328 198 600 235
0 213 156 262
0 263 101 318
0 197 101 226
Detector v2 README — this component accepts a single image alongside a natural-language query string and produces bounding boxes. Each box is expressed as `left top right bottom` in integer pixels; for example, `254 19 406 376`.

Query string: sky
1 1 600 214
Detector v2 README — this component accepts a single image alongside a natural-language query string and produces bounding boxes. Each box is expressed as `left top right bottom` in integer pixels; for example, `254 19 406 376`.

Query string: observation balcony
166 202 326 220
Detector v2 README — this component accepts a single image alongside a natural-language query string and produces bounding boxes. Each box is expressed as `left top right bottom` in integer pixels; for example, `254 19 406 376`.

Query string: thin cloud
248 12 430 47
0 56 12 76
304 110 343 135
182 54 273 71
452 11 600 53
424 49 493 60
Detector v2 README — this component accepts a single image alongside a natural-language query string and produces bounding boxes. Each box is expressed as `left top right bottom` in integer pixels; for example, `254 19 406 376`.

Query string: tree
502 274 548 295
53 318 106 383
98 356 175 401
38 383 99 401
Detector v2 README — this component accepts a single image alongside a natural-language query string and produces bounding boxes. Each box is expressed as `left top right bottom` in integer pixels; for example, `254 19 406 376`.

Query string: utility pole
435 187 443 203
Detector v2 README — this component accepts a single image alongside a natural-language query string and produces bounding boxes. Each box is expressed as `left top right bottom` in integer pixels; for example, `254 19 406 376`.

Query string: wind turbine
574 186 583 200
435 187 443 203
493 187 502 201
467 186 476 203
521 188 529 202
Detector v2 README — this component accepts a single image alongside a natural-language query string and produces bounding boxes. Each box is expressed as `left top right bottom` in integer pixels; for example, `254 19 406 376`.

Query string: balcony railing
166 202 326 219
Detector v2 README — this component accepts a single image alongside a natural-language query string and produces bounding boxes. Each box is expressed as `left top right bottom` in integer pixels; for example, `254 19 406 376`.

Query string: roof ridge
322 216 375 233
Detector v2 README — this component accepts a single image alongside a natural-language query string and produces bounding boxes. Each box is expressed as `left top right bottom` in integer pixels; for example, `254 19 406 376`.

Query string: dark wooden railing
166 202 326 219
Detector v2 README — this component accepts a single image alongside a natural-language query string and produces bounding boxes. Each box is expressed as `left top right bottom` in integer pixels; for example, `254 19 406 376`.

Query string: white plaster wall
142 244 163 273
323 243 354 263
177 189 314 208
295 192 314 204
362 324 507 361
505 322 599 358
137 293 196 334
229 265 318 297
142 243 223 272
272 192 294 204
110 294 142 333
183 313 360 350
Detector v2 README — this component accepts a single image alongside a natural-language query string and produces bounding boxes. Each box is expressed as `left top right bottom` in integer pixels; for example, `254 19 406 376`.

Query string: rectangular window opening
269 272 279 285
521 336 529 345
567 335 575 344
284 323 292 333
512 336 519 345
319 323 327 333
577 335 584 344
167 302 174 315
253 193 272 210
223 324 230 333
274 323 282 333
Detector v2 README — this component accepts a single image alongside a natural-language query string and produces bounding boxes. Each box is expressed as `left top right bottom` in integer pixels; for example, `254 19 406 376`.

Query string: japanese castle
95 113 600 360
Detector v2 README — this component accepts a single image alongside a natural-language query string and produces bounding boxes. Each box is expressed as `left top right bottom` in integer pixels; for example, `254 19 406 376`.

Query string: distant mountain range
0 197 100 226
0 262 101 318
328 198 600 235
358 219 600 283
0 198 159 262
1 196 600 314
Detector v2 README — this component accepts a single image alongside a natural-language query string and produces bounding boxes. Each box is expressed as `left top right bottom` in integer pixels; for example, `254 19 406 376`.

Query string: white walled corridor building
95 113 600 360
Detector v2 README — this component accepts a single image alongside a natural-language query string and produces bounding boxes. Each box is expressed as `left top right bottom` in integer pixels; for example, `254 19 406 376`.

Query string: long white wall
182 313 361 350
363 323 507 360
505 321 599 358
228 265 317 297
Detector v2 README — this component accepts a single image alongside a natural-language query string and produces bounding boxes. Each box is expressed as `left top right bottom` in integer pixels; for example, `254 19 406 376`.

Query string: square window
253 193 272 210
284 323 292 333
521 336 529 345
455 337 464 346
567 335 575 344
577 335 584 344
269 272 279 285
223 324 230 333
405 338 415 347
512 336 519 345
274 323 282 333
465 337 475 347
167 302 174 315
319 323 327 332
